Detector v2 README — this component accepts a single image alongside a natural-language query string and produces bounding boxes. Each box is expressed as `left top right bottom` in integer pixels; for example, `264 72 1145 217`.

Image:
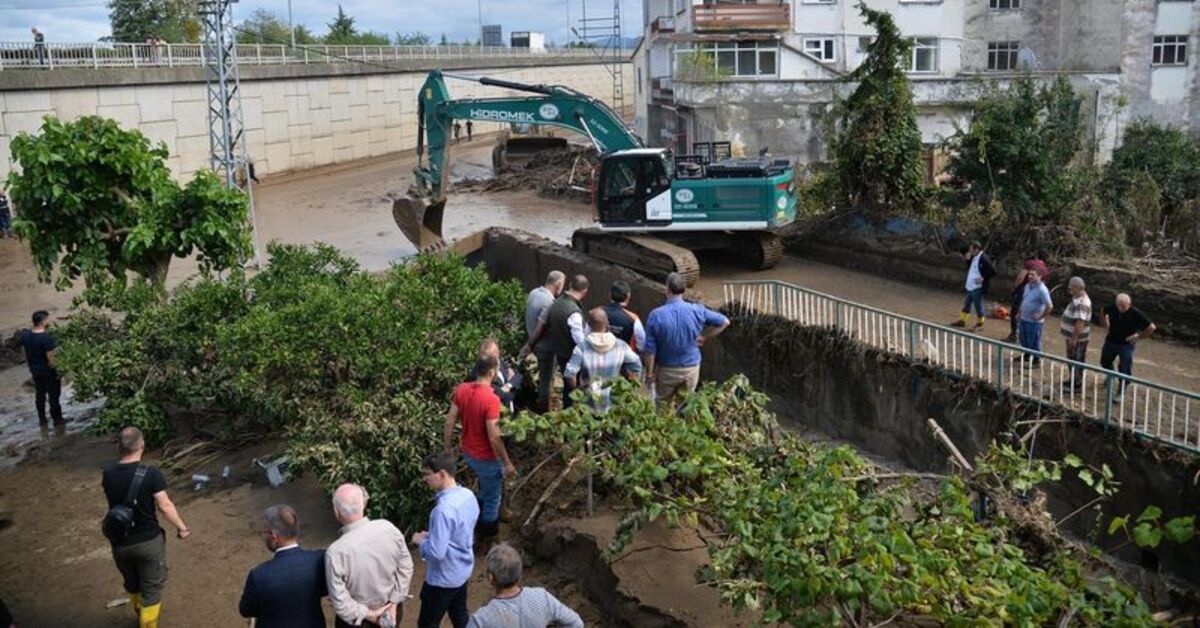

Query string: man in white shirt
325 484 414 627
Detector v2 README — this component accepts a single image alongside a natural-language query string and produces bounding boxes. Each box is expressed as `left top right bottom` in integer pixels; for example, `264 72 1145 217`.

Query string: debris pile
456 146 599 204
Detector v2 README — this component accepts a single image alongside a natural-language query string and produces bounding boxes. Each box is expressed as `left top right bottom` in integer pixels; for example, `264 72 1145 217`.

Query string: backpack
102 464 147 542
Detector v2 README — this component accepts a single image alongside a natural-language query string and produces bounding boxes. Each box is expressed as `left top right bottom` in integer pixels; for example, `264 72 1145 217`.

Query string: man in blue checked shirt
412 452 480 628
644 272 730 409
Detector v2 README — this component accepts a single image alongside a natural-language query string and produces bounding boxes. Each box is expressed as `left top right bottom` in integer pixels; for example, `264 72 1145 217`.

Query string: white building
637 0 1198 169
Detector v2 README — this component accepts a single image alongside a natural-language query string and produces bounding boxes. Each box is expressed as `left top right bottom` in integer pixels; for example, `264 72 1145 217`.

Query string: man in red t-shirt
443 354 516 541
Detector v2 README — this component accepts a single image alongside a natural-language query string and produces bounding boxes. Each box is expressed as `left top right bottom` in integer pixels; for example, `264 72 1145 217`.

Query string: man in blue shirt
644 272 730 409
1017 268 1054 365
412 452 480 628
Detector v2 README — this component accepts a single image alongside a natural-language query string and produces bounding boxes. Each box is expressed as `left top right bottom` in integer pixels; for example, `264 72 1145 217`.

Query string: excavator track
738 231 784 270
572 228 701 287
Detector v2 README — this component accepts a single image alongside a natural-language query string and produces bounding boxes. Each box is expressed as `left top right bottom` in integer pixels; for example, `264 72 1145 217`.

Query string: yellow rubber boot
139 602 161 628
129 593 142 618
953 311 968 327
975 316 986 329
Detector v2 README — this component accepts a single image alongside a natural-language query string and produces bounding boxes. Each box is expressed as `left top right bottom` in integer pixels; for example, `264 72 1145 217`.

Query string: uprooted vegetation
455 144 599 204
55 244 524 530
508 378 1180 625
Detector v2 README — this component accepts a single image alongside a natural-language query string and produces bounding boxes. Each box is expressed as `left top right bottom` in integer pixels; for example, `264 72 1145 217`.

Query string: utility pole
288 0 295 48
199 0 261 266
477 0 483 45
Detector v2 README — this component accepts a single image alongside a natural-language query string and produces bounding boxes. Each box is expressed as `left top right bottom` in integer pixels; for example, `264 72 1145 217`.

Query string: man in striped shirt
1060 276 1092 391
563 308 642 413
468 543 583 628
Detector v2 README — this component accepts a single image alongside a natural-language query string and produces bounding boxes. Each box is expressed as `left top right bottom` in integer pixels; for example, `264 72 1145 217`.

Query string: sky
0 0 643 45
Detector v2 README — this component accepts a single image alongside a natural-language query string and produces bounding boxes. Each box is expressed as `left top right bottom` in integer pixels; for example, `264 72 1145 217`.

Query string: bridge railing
0 41 631 70
722 280 1200 455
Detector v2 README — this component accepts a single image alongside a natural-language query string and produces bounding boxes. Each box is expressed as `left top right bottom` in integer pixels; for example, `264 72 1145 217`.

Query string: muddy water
0 365 102 468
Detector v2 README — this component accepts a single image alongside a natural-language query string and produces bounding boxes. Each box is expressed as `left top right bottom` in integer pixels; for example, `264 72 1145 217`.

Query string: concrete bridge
0 54 633 182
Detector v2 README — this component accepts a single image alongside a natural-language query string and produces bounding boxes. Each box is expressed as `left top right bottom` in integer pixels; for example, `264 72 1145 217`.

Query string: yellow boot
952 311 968 327
129 593 141 611
139 602 161 628
974 316 986 330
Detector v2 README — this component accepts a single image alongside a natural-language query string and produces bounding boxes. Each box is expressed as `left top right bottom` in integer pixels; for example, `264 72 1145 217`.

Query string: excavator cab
594 149 673 227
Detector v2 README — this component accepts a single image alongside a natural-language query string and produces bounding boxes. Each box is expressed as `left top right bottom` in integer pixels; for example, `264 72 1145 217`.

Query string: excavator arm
394 70 642 249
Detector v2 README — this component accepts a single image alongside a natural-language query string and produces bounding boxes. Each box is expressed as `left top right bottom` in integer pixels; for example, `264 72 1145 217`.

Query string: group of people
453 121 475 143
959 244 1156 395
518 270 731 414
101 427 584 628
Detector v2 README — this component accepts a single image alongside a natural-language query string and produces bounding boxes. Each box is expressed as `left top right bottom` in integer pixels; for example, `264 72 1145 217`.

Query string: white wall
0 62 634 182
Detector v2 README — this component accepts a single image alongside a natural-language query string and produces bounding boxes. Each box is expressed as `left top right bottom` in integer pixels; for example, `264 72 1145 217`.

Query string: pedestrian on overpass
954 241 995 331
1016 267 1053 365
466 120 474 142
644 273 730 409
1100 293 1155 398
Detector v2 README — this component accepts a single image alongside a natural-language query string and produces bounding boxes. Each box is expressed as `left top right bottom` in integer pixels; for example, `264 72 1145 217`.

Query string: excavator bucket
393 194 447 251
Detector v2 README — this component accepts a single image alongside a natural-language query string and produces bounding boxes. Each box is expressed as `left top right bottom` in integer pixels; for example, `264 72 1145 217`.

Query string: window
804 38 836 61
676 41 779 78
987 41 1019 70
909 37 938 72
989 0 1020 9
1153 35 1188 66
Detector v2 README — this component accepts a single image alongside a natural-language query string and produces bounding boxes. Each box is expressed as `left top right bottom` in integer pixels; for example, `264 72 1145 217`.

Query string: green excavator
393 70 796 285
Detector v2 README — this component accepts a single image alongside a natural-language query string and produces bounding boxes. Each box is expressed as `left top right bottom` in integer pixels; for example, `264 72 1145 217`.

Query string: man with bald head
564 307 642 413
1100 293 1156 397
326 483 414 627
523 270 566 411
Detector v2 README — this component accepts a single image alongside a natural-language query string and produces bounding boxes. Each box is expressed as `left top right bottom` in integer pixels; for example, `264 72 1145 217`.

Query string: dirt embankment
790 216 1200 345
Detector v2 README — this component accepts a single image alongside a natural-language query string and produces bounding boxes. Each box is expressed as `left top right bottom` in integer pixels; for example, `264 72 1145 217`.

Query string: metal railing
0 41 633 70
723 280 1200 455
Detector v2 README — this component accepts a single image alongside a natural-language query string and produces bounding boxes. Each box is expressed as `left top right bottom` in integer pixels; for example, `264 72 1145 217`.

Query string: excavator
393 70 796 285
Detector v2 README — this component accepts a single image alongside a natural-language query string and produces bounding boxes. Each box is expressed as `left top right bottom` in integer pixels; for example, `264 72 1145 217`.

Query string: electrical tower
199 0 261 264
574 0 626 119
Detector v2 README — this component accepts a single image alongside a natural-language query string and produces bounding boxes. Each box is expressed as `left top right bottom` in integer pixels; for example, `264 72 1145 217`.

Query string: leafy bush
58 244 524 526
1102 119 1200 251
510 377 1155 626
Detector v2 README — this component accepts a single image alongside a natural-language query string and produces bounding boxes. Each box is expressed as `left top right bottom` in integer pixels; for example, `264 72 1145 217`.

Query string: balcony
651 76 674 101
651 16 675 34
693 2 791 32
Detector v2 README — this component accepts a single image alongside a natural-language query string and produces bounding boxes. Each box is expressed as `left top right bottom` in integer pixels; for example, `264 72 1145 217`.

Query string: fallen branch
926 418 974 473
521 453 583 532
509 446 566 499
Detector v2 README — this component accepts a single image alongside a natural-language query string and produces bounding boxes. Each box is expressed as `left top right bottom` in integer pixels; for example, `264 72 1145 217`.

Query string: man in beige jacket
326 483 414 627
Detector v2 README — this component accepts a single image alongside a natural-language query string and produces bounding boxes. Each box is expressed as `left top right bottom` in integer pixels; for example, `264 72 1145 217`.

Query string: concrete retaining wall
702 315 1200 588
0 60 633 183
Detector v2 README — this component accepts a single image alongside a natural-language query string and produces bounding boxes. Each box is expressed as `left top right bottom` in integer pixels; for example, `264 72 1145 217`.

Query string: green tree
439 33 449 46
325 4 357 44
293 25 317 45
6 116 252 293
108 0 198 43
827 3 928 217
1102 119 1200 241
394 31 432 46
942 76 1084 223
236 9 291 45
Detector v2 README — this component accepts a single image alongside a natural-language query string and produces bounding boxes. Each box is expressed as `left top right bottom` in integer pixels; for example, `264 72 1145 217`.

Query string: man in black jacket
466 338 518 412
239 504 328 628
954 241 995 331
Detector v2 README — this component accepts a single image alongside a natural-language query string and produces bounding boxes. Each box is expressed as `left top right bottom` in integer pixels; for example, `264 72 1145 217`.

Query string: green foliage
675 49 719 82
509 377 1153 625
1109 506 1196 551
393 31 432 46
6 116 252 294
56 245 523 528
236 9 292 45
827 3 929 218
1102 119 1200 250
321 4 389 46
942 76 1086 224
108 0 198 43
795 169 841 216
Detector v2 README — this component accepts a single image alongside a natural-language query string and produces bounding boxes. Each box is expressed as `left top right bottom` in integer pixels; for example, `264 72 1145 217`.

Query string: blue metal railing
723 280 1200 455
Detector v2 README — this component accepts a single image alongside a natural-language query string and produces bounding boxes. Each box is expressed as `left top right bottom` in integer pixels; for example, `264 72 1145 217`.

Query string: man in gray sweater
468 543 582 628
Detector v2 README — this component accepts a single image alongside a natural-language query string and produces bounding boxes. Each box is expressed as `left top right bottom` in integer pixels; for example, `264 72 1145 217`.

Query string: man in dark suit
239 504 328 628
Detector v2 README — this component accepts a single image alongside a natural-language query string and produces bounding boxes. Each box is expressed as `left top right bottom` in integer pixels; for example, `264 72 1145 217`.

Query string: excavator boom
394 70 642 250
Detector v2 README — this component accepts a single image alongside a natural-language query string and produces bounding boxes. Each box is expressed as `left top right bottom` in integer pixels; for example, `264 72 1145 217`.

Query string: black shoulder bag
102 464 148 542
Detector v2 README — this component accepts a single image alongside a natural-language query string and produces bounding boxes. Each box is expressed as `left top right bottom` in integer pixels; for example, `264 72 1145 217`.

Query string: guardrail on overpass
0 41 633 70
724 280 1200 455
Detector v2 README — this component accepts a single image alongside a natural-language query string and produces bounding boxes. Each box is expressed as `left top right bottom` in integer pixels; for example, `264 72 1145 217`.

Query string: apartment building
633 0 1198 166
